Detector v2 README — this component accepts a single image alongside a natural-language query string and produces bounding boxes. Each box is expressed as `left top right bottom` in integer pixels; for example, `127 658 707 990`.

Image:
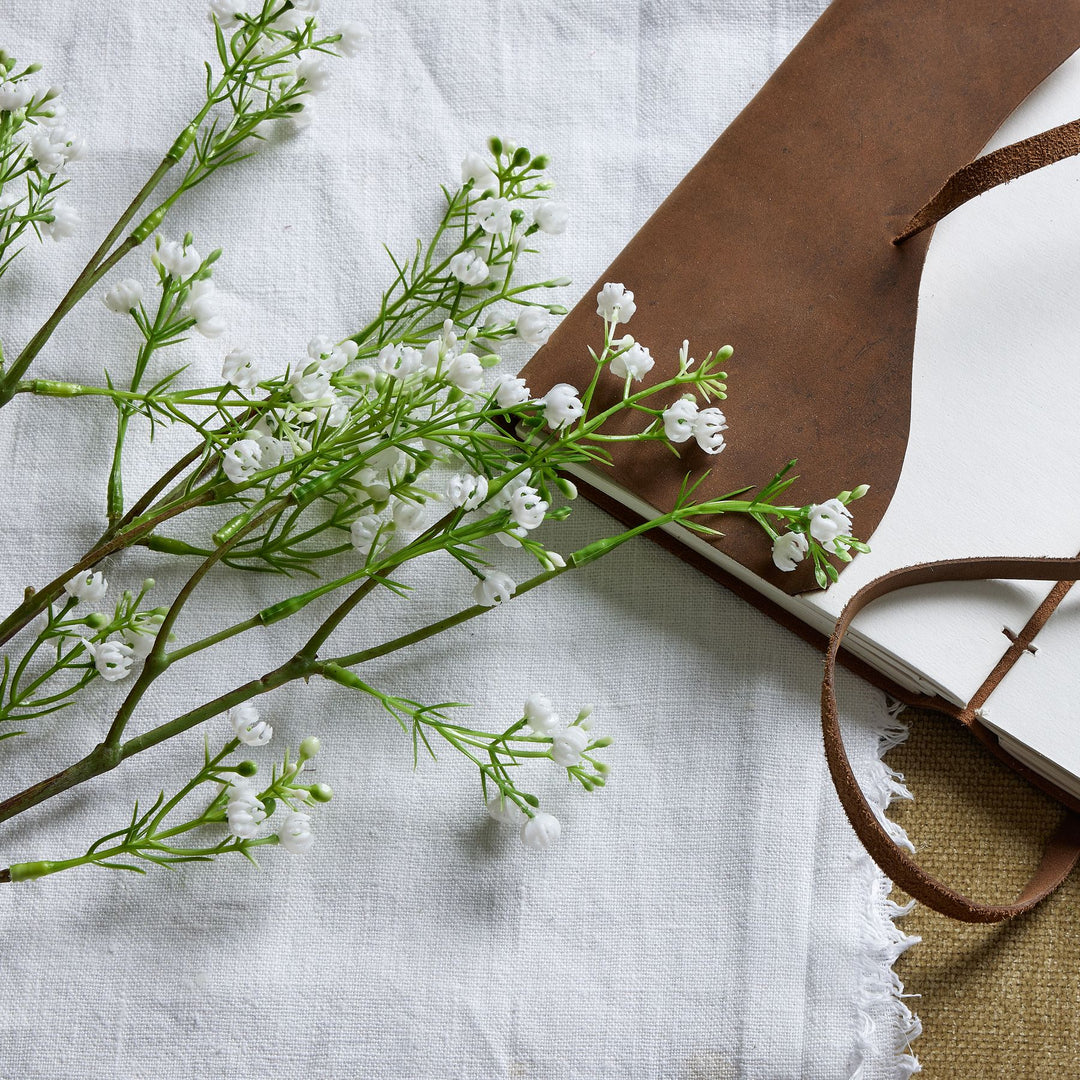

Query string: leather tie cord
821 556 1080 923
894 116 1080 243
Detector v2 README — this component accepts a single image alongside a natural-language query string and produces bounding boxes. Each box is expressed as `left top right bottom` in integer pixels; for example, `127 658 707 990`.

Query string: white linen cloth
0 1 918 1077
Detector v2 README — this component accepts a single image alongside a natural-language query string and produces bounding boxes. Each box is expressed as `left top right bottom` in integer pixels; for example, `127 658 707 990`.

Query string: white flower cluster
221 725 330 855
63 571 165 682
485 694 603 851
0 73 84 242
771 496 859 572
104 239 227 337
661 397 728 455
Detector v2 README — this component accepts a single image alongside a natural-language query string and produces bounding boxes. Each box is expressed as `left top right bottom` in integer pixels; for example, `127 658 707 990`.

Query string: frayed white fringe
847 695 922 1079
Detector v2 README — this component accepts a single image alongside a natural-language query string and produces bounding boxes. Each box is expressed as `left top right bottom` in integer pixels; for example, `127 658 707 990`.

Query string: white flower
337 21 371 56
208 0 245 26
540 383 584 430
64 570 107 604
103 279 144 314
41 202 78 241
523 692 559 735
350 514 383 553
61 132 87 164
445 472 489 510
516 307 550 346
121 616 162 660
422 340 442 370
808 499 853 550
473 570 516 607
494 374 530 408
446 352 484 393
220 348 260 389
228 703 273 746
610 341 654 381
772 531 809 572
596 282 636 324
155 239 202 279
308 336 358 374
392 499 425 532
295 56 331 94
461 151 498 194
693 407 728 455
520 811 561 851
248 422 284 469
486 473 529 511
30 126 80 173
551 724 590 767
81 638 135 682
226 784 266 840
278 811 315 854
662 398 698 443
307 334 334 360
222 438 263 483
449 249 489 286
0 81 33 112
183 279 225 338
290 362 332 403
377 343 423 379
533 201 568 235
485 794 521 823
475 196 513 235
509 485 548 531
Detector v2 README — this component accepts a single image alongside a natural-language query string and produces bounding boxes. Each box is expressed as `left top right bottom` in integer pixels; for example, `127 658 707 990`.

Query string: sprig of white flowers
0 1 365 409
4 726 331 881
0 49 84 286
0 117 867 883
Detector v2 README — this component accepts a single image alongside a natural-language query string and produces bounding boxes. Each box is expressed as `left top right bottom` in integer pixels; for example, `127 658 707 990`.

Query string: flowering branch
0 1 359 408
0 112 868 882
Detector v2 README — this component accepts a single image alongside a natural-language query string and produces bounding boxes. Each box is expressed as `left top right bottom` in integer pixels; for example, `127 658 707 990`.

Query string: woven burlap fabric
889 709 1080 1077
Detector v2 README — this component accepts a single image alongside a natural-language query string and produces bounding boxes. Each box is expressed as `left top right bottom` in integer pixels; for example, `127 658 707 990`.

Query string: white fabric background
0 2 916 1077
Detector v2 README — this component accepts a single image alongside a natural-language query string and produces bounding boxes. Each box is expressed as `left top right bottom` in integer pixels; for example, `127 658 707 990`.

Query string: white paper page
802 48 1080 708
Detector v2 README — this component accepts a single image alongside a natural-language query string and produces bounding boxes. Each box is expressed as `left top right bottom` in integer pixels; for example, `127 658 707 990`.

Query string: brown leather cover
520 0 1080 596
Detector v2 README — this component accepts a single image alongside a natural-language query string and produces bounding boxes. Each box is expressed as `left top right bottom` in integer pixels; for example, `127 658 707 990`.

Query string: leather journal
518 0 1080 921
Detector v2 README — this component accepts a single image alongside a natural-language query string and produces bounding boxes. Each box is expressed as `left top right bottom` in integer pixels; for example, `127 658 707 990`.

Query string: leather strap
895 117 1080 242
822 556 1080 922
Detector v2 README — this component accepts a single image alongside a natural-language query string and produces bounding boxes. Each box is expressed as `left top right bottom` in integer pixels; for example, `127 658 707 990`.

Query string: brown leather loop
822 556 1080 922
894 117 1080 243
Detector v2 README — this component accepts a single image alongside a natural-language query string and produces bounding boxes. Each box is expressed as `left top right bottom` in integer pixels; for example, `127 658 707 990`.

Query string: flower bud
511 146 530 167
142 578 155 591
488 135 503 155
850 484 870 500
309 782 334 803
299 735 321 760
83 612 109 629
235 760 258 777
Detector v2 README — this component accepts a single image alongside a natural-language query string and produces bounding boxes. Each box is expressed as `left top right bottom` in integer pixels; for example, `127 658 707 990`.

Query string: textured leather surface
520 0 1080 596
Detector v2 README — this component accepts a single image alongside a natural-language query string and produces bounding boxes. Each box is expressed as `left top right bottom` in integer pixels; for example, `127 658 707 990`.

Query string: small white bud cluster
220 718 330 856
64 574 163 682
483 696 607 852
771 491 866 573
